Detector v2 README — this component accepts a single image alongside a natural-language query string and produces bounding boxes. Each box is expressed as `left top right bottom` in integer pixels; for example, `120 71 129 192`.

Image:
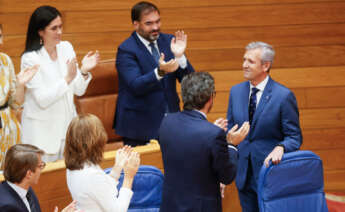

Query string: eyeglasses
38 161 46 170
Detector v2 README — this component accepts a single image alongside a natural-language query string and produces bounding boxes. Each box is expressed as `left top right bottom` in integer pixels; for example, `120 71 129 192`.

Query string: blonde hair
64 114 108 170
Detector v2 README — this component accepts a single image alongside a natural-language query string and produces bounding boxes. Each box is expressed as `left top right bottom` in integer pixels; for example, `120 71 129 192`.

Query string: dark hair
131 1 160 23
3 144 44 183
181 72 215 110
23 5 61 53
64 114 108 170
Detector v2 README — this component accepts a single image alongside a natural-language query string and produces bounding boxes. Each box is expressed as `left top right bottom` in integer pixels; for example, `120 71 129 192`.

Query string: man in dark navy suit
113 1 194 146
0 144 76 212
159 72 249 212
227 42 302 212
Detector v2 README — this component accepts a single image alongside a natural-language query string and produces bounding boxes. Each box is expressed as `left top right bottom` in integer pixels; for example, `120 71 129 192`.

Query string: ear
38 30 43 38
133 21 139 31
262 61 271 73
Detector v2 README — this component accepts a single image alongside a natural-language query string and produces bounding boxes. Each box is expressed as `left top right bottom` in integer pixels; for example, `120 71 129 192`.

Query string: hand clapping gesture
80 50 100 74
171 30 187 58
65 58 78 84
16 64 40 86
110 145 131 180
226 122 250 146
124 151 140 178
158 53 179 74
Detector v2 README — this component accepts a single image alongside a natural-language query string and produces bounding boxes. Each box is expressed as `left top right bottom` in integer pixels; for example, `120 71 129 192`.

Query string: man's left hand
264 146 284 167
171 30 187 58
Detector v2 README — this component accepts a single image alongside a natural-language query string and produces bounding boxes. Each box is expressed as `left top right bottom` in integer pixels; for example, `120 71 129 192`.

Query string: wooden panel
0 0 334 13
324 170 345 192
200 66 345 92
2 2 345 34
207 107 345 129
301 128 345 150
3 22 345 58
315 149 345 171
185 45 345 71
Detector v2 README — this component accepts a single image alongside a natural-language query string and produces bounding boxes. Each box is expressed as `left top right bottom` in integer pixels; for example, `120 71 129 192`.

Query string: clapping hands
81 50 100 74
171 30 187 58
226 122 250 146
17 64 40 86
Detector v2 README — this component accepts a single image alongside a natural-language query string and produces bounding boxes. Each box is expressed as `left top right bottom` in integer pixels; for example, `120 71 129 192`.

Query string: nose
57 27 62 35
243 60 248 68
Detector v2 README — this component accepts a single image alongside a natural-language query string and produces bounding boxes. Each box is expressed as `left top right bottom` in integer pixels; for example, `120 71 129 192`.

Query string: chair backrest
258 150 328 212
105 165 164 212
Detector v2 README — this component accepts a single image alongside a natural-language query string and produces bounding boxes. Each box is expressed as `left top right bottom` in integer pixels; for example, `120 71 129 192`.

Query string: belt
0 101 8 110
0 101 9 129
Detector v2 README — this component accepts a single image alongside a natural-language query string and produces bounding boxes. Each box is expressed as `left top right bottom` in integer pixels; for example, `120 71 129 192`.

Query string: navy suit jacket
159 110 238 212
227 77 302 190
0 181 41 212
113 32 194 141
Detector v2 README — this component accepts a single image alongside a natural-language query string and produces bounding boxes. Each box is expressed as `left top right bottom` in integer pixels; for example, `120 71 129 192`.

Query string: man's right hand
158 53 179 74
226 122 250 146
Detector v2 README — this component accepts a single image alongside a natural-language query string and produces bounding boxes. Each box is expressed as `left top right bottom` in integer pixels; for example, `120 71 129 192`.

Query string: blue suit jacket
113 32 194 141
227 77 302 190
0 181 41 212
159 110 238 212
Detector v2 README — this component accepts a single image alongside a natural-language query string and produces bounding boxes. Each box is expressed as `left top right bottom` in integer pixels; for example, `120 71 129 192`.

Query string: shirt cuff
176 55 187 69
154 68 163 80
228 145 238 151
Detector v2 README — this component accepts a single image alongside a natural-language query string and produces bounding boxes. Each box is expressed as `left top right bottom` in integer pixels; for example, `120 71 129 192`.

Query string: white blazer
20 41 92 154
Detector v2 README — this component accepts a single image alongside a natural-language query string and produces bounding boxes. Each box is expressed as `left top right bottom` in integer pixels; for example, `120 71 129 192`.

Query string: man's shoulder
270 78 294 96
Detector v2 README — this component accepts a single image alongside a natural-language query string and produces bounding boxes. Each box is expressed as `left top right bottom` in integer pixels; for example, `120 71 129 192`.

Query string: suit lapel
242 82 250 122
251 77 273 128
2 181 30 212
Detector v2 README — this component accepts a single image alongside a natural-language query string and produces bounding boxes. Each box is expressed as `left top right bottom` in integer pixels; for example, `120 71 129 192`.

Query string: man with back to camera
0 144 77 212
159 72 250 212
113 1 194 146
227 42 302 212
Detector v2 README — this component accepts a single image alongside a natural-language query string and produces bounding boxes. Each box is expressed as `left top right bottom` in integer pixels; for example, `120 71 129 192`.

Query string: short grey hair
246 41 275 66
181 72 215 110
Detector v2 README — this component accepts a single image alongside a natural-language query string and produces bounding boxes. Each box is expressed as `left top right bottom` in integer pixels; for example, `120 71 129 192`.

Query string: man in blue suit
159 72 250 212
0 144 76 212
227 42 302 212
113 1 194 146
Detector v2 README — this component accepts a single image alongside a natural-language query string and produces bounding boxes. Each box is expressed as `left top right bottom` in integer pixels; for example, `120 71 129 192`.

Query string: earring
40 38 43 45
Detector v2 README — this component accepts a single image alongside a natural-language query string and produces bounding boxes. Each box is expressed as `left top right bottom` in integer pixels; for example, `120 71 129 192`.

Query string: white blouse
66 164 133 212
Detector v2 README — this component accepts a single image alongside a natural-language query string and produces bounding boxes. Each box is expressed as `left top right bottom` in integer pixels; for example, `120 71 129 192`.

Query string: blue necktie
249 87 259 124
149 42 160 63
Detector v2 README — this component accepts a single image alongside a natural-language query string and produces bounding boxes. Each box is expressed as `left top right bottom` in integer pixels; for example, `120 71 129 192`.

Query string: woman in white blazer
65 114 140 212
20 6 100 162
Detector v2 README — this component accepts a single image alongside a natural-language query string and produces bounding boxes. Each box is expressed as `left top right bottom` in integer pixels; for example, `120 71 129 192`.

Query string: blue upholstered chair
257 150 328 212
105 165 163 212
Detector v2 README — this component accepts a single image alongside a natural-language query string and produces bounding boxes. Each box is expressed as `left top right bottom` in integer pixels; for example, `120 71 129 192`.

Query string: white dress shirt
7 181 31 212
136 32 187 80
66 163 133 212
249 76 269 108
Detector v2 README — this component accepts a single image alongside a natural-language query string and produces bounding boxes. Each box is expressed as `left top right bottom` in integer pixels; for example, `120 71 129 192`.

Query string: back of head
181 72 215 110
3 144 44 184
24 5 61 53
64 114 108 170
131 1 160 23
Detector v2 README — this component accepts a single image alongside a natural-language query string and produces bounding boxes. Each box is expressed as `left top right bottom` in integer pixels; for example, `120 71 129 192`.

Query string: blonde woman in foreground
64 114 140 212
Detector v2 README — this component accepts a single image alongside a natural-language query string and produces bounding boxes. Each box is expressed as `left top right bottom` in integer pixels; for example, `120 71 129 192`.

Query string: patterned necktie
26 191 38 212
149 42 160 63
248 87 259 124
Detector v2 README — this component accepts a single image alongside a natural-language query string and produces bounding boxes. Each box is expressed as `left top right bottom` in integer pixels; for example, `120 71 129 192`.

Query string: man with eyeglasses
0 144 77 212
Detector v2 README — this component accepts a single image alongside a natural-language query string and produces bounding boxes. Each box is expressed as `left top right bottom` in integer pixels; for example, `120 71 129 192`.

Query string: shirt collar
136 32 158 48
193 109 207 119
250 75 269 92
7 181 28 199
